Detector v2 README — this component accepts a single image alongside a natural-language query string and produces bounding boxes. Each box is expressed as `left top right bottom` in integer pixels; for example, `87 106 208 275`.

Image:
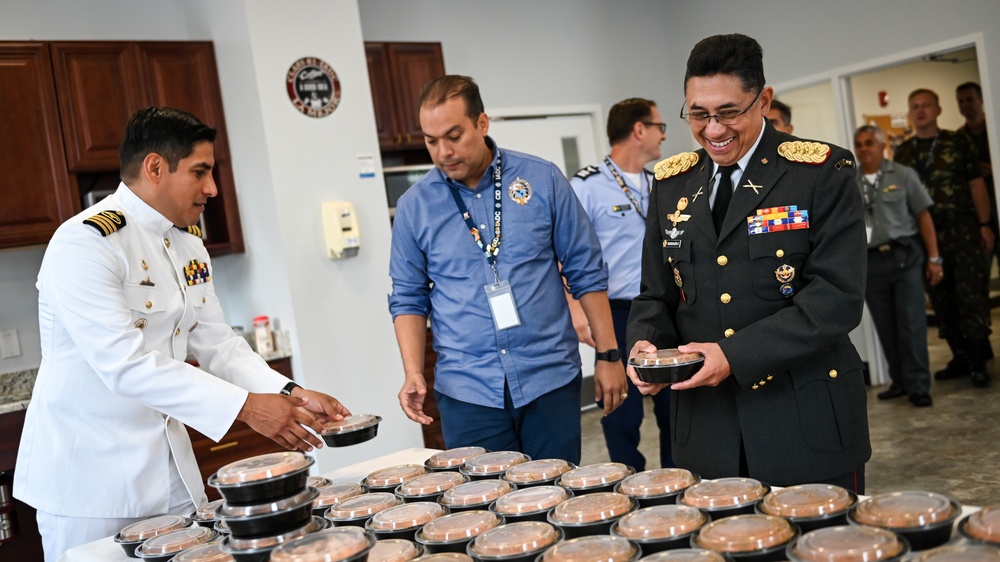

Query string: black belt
868 236 915 253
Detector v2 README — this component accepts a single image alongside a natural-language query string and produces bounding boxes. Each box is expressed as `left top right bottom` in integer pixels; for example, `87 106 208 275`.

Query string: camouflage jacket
893 129 982 216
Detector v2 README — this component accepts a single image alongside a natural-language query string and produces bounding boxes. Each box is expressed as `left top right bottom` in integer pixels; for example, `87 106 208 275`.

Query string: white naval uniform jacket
14 183 289 518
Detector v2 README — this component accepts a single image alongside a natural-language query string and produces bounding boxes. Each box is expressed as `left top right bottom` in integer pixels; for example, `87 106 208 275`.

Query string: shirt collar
711 118 767 177
113 182 176 235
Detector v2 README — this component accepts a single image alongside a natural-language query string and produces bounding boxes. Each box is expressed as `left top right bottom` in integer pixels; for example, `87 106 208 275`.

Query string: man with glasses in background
626 34 871 491
569 98 673 471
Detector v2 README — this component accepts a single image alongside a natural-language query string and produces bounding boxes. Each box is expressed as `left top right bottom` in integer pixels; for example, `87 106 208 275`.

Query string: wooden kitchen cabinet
187 357 294 500
365 42 445 151
0 43 76 248
0 40 244 255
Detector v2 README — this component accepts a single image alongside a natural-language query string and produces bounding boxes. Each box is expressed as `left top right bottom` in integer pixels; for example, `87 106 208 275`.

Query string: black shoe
909 392 933 407
971 371 993 388
933 361 969 381
877 385 907 400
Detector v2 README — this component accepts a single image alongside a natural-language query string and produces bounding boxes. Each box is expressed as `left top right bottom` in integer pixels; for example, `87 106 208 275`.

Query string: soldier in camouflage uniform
893 88 993 388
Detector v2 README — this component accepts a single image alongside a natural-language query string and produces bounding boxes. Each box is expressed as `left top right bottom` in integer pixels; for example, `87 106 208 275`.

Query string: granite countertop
0 369 37 415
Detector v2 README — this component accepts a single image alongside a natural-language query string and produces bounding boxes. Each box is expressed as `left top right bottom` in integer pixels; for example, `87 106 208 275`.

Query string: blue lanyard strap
448 150 503 276
604 156 647 221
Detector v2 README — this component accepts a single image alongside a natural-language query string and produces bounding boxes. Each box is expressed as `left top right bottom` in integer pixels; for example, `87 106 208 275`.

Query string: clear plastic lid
503 459 574 484
492 486 570 515
694 514 796 553
226 516 327 551
549 492 635 524
326 493 402 519
269 527 374 562
214 452 311 484
637 549 728 562
368 502 447 531
441 480 514 506
614 505 707 540
413 554 473 562
193 499 226 522
759 484 854 519
540 535 638 562
366 465 429 487
790 525 906 562
218 486 318 518
136 526 216 556
426 447 488 468
118 514 191 541
368 539 422 562
462 452 530 475
963 504 1000 542
315 483 367 508
418 510 502 542
321 414 382 435
679 477 768 509
629 349 704 367
398 472 468 496
617 469 698 497
308 476 333 489
852 491 957 528
170 542 234 562
911 544 1000 562
559 463 634 489
468 521 561 556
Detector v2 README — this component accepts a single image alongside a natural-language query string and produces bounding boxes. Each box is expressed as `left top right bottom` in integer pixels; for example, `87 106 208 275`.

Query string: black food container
614 469 700 508
397 472 470 503
426 448 490 472
313 482 368 516
268 526 377 562
611 505 709 554
848 491 961 551
677 478 769 519
557 463 634 496
364 464 430 493
416 510 504 553
490 486 573 523
220 515 328 562
216 486 319 538
134 526 218 562
958 504 1000 547
691 514 797 562
325 492 403 527
320 414 382 447
208 452 314 506
636 549 728 562
114 514 192 558
786 524 910 562
441 480 517 513
365 501 450 541
502 459 575 489
537 534 641 562
629 349 704 384
169 542 235 562
461 452 531 481
547 492 638 538
467 521 563 562
755 484 857 533
369 538 425 562
190 498 226 529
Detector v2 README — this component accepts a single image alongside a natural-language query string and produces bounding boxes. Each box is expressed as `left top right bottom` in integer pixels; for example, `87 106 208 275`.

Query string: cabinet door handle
396 133 403 144
405 133 413 143
210 441 239 452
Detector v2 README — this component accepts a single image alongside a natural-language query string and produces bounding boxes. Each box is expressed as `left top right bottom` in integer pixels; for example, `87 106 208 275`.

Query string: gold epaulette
777 141 831 165
185 225 203 238
654 152 700 180
82 211 126 237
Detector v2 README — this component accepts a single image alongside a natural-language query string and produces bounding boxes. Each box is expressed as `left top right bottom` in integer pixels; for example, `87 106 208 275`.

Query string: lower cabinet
186 357 293 500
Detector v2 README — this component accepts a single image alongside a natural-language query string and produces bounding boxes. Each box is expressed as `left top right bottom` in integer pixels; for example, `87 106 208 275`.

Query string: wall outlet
0 329 22 359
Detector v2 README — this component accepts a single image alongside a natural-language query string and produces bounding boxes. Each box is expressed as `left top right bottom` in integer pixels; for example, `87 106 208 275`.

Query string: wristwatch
928 256 944 265
280 381 301 396
596 349 621 362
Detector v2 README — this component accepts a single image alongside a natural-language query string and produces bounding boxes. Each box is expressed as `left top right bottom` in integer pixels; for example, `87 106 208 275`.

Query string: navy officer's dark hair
684 33 766 95
119 107 217 183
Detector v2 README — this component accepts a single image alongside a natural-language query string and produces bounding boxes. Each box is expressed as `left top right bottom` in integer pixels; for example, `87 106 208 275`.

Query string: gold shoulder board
777 141 831 165
185 225 203 238
654 152 700 180
82 210 126 237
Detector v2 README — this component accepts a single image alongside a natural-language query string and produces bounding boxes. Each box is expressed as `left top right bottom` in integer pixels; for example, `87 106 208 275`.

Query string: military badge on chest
508 177 531 205
184 259 211 286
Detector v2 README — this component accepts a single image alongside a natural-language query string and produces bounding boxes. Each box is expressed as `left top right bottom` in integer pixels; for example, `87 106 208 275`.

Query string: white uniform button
476 193 482 199
500 349 507 354
480 224 486 229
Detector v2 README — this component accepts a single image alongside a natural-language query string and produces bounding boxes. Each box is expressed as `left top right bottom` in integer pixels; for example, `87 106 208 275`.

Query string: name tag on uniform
485 280 521 330
664 240 682 248
612 204 632 212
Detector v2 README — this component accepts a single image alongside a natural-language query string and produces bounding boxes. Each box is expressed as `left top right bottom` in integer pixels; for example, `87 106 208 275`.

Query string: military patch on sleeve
83 211 126 237
573 165 600 180
835 159 856 171
654 152 700 180
777 141 831 165
184 224 203 238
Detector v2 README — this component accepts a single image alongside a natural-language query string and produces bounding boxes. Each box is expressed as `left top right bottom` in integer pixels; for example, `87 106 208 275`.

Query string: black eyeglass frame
641 121 667 134
679 88 763 125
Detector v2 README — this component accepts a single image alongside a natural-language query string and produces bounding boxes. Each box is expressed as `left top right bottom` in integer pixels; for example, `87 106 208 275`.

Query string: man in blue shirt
388 75 627 463
569 98 673 470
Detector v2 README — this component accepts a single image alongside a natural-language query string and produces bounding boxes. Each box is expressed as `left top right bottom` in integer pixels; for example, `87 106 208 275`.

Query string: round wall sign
286 57 342 118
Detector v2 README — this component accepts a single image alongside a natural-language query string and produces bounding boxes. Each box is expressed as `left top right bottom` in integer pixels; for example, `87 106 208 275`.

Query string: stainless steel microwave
384 164 434 219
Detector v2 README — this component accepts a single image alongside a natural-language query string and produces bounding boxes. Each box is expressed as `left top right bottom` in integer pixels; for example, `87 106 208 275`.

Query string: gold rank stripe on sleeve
654 152 700 180
777 141 831 165
82 211 127 236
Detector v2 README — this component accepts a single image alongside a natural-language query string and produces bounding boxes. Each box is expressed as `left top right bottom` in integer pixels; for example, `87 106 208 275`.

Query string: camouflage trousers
928 212 991 341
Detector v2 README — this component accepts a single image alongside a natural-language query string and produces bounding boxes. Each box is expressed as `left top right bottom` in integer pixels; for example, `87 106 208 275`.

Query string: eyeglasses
679 89 762 125
642 122 667 134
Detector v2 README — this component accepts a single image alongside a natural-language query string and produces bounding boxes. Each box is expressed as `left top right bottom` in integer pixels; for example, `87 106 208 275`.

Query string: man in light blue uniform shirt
388 75 628 463
570 98 672 470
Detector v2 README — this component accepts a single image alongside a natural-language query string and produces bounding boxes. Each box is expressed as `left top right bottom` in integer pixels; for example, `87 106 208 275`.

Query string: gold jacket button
752 384 759 390
720 293 731 304
202 297 207 303
145 301 152 309
717 255 728 266
166 419 171 427
174 328 181 337
767 375 774 381
775 249 784 258
829 369 838 378
164 238 171 248
724 328 735 337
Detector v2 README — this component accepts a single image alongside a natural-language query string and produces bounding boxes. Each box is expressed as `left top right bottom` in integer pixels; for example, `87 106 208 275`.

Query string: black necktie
713 164 740 234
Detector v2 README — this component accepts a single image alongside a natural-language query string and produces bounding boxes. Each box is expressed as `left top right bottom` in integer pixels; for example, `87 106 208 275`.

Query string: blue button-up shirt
570 158 651 300
388 140 608 409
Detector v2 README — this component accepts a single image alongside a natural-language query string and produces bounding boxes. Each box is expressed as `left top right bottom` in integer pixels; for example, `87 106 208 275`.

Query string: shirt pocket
747 230 810 301
123 283 171 315
662 243 695 304
186 283 209 309
604 204 635 219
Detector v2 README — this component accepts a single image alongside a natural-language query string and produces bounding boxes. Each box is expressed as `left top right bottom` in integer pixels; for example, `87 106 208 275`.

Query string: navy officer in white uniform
14 107 351 562
569 98 673 471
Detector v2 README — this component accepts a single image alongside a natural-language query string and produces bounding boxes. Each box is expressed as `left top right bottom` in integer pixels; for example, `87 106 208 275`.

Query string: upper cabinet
365 42 444 151
0 41 244 255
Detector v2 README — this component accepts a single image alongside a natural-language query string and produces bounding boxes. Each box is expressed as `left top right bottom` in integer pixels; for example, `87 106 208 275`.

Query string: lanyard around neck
861 167 883 215
912 132 940 177
448 149 503 281
604 156 646 221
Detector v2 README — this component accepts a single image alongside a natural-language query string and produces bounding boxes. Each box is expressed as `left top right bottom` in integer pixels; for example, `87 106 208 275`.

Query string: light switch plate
0 329 22 359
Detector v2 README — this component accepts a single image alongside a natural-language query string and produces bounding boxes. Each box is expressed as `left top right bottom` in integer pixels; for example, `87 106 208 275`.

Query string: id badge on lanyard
485 278 521 330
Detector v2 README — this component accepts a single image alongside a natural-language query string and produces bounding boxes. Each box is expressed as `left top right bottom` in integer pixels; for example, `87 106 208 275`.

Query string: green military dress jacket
627 124 872 486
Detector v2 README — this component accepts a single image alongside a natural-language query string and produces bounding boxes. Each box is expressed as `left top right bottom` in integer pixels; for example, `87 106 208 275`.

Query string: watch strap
595 349 621 362
280 381 301 396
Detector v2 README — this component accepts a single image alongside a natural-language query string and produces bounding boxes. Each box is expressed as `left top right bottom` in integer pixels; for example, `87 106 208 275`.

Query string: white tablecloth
59 447 438 562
